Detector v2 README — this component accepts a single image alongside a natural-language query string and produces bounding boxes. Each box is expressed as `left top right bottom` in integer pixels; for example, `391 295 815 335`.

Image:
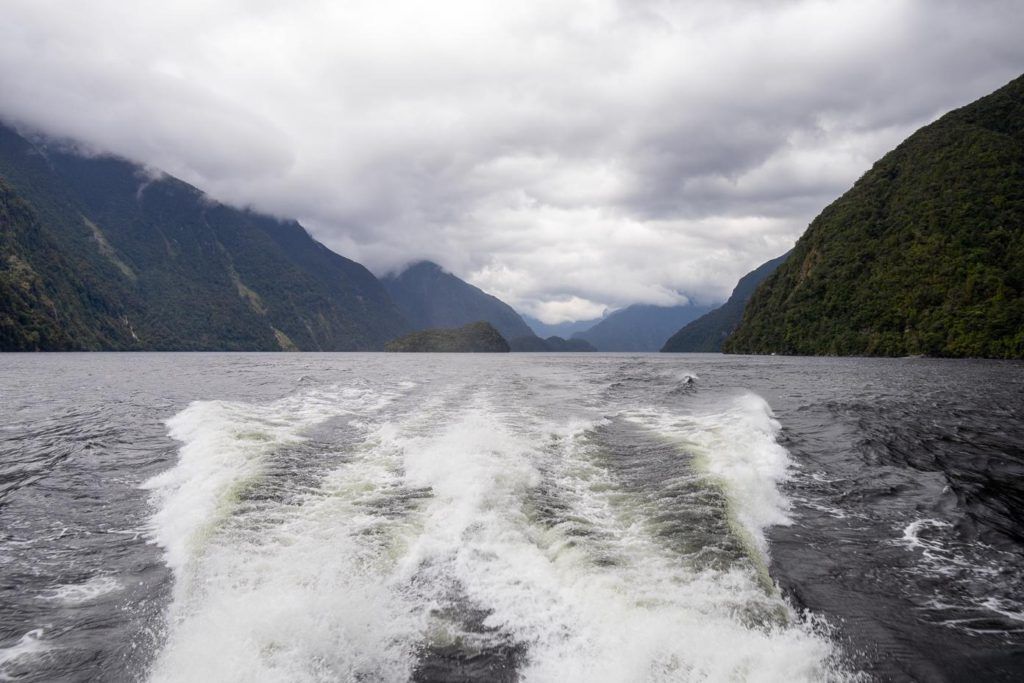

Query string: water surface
1 353 1022 681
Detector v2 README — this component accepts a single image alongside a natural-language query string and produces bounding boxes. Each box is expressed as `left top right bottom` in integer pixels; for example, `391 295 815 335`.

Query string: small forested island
384 321 510 352
509 335 597 352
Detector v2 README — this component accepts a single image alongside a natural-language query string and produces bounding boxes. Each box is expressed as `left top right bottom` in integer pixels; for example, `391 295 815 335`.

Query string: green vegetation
509 335 597 351
661 252 789 352
0 122 408 351
385 321 510 352
724 74 1024 358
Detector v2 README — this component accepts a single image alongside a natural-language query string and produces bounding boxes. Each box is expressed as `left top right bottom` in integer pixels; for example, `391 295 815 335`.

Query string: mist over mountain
725 74 1024 358
572 303 714 352
0 122 408 350
522 315 603 340
661 252 790 353
382 261 535 342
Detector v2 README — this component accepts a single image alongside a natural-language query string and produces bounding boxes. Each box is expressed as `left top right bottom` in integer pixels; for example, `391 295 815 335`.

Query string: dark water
0 353 1022 681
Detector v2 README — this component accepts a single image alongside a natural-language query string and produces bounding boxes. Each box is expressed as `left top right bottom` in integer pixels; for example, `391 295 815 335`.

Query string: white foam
146 384 846 682
0 629 47 681
145 386 438 682
42 576 121 605
142 383 396 574
627 392 795 560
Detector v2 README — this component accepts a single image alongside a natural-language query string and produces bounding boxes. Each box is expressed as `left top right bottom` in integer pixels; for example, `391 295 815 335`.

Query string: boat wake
143 375 852 682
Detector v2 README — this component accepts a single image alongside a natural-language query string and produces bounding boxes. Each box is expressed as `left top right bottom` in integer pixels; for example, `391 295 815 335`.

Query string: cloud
1 0 1021 322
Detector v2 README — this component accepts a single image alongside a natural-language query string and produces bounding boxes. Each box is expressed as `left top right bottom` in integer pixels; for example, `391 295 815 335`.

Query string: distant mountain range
725 73 1024 358
0 117 673 354
523 315 602 339
661 252 790 352
0 122 407 350
382 261 534 341
571 303 713 352
8 75 1020 358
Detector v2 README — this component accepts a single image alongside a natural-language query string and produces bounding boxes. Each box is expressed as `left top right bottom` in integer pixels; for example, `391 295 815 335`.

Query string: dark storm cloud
1 0 1021 322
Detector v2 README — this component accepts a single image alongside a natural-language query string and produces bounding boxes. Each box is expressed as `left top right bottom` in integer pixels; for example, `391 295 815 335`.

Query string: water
0 353 1022 682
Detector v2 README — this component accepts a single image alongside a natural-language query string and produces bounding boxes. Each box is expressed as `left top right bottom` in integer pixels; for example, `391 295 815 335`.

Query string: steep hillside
0 122 408 350
573 303 713 351
0 180 130 350
725 75 1024 358
383 261 535 341
661 252 790 352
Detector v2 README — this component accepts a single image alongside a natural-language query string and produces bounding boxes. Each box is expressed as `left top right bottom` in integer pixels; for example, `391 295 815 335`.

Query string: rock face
0 122 409 350
661 252 790 352
383 261 535 342
725 74 1024 358
508 335 597 352
572 303 713 352
385 321 510 352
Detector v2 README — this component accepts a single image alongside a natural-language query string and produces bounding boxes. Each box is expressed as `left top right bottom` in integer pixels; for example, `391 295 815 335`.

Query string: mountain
385 321 510 352
382 261 535 341
572 303 714 351
508 335 597 352
724 74 1024 358
0 122 408 350
661 252 790 352
523 315 602 339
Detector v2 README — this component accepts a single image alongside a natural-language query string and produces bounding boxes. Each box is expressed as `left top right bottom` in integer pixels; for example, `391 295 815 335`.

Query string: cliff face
725 74 1024 358
0 122 408 350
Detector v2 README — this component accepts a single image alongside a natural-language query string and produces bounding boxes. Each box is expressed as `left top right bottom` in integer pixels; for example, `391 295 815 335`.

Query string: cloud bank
1 0 1022 322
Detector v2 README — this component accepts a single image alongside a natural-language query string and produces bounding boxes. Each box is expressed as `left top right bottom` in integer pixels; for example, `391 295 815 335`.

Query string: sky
1 1 1022 323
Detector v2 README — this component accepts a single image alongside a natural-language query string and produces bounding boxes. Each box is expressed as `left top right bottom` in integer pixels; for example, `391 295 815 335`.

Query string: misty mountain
382 261 535 342
725 74 1024 358
661 252 790 352
0 122 408 350
508 335 597 352
523 315 603 339
572 303 714 352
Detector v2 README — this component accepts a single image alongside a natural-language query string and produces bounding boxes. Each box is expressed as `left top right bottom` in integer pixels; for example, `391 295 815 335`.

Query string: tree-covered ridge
0 180 133 350
508 335 597 351
724 74 1024 358
0 122 409 350
385 321 510 352
661 252 789 352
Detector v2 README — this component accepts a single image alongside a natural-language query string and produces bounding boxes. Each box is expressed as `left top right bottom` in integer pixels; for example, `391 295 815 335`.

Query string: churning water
1 353 1022 681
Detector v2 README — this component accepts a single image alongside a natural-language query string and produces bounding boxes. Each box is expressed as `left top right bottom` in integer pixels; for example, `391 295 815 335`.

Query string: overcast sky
1 1 1022 322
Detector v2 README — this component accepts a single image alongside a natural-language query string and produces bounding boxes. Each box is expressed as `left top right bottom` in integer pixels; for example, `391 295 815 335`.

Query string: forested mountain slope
0 122 408 350
725 74 1024 358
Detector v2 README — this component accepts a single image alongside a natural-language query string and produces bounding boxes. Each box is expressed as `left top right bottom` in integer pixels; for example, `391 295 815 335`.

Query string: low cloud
1 0 1021 322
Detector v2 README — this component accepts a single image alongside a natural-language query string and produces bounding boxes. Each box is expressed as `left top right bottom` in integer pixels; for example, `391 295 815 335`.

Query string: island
384 321 510 352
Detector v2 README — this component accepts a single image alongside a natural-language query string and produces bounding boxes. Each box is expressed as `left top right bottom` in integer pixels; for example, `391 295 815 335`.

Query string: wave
144 383 848 682
625 392 794 562
42 576 122 605
141 382 404 575
0 629 47 681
